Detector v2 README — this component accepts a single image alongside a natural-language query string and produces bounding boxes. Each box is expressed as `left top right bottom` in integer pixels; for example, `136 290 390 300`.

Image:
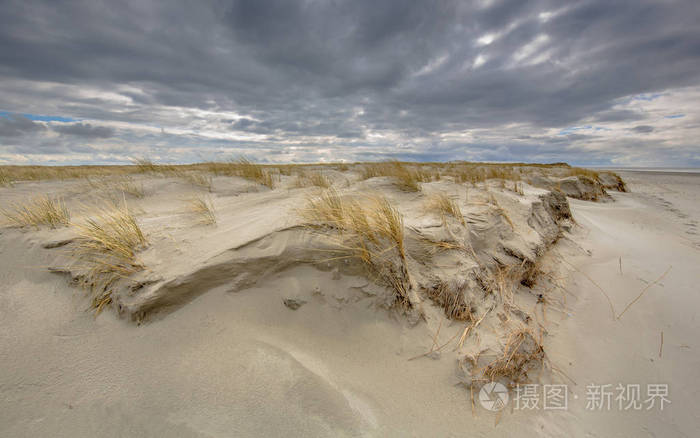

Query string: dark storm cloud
591 109 646 123
0 0 699 165
0 114 45 138
631 125 655 134
53 123 115 138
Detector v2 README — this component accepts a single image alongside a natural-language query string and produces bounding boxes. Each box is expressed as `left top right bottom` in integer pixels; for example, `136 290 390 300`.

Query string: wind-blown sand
1 168 698 437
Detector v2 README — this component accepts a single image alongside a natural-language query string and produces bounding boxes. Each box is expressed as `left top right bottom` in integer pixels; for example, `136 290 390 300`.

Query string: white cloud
512 34 551 64
473 54 487 69
476 33 496 47
414 53 449 76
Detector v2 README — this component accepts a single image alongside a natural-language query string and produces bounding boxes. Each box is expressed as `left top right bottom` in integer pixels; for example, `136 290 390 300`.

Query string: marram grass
0 195 70 229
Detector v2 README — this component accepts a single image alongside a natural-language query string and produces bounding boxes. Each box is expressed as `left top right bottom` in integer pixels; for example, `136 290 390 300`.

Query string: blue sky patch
632 93 665 101
558 125 595 135
0 110 77 123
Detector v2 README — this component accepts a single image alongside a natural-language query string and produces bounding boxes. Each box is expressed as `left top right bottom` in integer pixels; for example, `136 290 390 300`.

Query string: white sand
1 170 699 437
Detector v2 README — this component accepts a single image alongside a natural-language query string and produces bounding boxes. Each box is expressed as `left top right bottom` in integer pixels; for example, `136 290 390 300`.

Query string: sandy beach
0 166 697 437
2 0 699 436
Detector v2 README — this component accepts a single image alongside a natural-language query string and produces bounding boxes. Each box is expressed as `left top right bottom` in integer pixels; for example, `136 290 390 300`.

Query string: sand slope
1 169 698 437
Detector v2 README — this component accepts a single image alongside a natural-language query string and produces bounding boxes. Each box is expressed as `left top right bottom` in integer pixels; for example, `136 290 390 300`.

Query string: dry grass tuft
489 194 515 230
300 188 411 308
277 165 294 176
233 157 275 188
71 201 147 312
133 158 160 173
485 166 521 181
449 164 522 185
301 186 348 226
132 158 178 175
1 195 70 228
0 169 12 187
295 171 331 188
115 176 145 198
454 166 486 185
360 161 424 192
469 328 546 386
426 193 465 226
426 280 473 320
181 172 213 191
187 196 217 225
567 167 600 180
420 238 470 256
85 176 145 199
490 265 518 304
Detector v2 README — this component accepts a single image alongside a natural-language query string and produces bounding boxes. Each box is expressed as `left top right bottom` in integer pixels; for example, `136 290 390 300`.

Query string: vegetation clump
71 202 147 312
294 171 331 188
300 188 412 308
1 195 70 229
187 196 217 225
426 193 465 226
231 157 276 188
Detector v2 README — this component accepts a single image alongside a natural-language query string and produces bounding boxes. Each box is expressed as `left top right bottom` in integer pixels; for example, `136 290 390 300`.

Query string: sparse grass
426 279 473 320
277 165 294 176
232 157 275 188
360 161 423 192
181 172 213 191
359 163 383 180
0 169 12 187
132 157 176 174
295 171 331 188
71 201 147 312
489 265 518 304
598 170 628 192
454 166 486 185
115 176 145 198
489 194 515 230
85 176 145 199
0 165 135 182
134 158 159 173
449 164 525 186
187 196 217 225
132 158 179 175
425 193 465 226
299 188 411 308
567 167 600 180
393 165 423 192
301 186 348 226
0 161 575 186
485 166 521 181
419 238 469 256
464 327 546 386
1 195 70 229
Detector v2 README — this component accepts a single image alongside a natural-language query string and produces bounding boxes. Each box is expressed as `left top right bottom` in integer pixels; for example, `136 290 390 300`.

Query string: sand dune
1 164 698 437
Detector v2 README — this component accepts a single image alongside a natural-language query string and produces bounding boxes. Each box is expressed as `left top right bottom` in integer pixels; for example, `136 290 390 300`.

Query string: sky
0 0 699 166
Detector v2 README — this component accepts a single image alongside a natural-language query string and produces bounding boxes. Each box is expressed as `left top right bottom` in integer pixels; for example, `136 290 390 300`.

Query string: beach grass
1 195 70 229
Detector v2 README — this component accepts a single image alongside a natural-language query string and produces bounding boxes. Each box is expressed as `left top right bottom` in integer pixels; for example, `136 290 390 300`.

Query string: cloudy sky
1 0 699 166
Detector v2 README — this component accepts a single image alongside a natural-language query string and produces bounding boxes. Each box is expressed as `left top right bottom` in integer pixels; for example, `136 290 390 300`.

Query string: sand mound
0 162 617 415
39 180 573 324
5 167 700 437
525 172 627 201
10 170 581 403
